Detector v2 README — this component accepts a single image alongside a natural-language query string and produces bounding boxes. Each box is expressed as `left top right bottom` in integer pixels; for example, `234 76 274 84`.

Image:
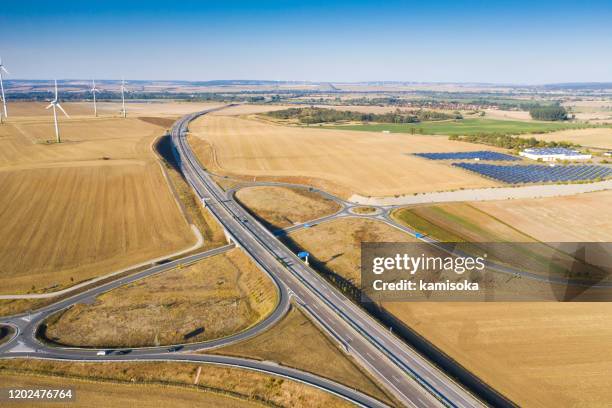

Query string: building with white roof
519 147 591 162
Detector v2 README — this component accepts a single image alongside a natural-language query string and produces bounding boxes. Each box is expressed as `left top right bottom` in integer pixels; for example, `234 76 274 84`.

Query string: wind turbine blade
54 80 58 99
45 103 54 109
57 103 70 118
0 66 8 75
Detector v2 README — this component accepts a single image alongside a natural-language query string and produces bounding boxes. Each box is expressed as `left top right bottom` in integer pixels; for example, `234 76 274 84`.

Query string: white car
96 350 109 356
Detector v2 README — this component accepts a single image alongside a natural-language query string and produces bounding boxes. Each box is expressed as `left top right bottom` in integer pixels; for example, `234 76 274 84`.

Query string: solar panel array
414 151 519 161
452 163 612 184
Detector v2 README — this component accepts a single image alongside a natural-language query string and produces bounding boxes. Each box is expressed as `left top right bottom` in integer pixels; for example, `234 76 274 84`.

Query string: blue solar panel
452 163 612 184
414 151 519 161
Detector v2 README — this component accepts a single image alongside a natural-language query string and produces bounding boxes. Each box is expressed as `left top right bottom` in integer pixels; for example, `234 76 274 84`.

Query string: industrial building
519 147 592 162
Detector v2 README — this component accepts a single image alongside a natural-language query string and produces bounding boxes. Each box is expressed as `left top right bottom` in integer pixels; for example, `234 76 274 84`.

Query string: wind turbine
120 78 127 118
0 56 9 119
45 80 70 143
91 80 100 117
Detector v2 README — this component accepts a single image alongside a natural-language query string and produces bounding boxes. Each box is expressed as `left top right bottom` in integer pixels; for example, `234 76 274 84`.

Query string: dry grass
0 373 261 408
473 191 612 242
188 114 499 198
44 249 278 347
350 206 377 214
288 218 415 285
211 306 394 405
156 135 228 250
0 359 351 408
235 186 341 228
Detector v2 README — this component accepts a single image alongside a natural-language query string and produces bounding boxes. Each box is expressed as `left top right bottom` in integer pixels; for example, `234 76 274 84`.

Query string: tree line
267 107 461 124
448 133 579 150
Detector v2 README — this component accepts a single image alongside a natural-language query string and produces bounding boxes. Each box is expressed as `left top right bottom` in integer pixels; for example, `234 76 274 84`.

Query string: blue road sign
297 251 309 258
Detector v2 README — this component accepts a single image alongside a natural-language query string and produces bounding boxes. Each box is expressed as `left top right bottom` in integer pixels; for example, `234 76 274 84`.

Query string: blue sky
1 0 611 83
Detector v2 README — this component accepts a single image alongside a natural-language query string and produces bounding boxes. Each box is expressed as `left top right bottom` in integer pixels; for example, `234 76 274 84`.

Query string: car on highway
96 350 111 356
168 345 184 352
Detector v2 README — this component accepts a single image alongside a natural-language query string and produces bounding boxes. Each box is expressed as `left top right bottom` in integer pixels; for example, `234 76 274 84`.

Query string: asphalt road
170 108 484 408
0 107 484 408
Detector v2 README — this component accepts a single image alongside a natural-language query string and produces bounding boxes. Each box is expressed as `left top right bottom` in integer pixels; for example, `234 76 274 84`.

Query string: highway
170 108 484 408
0 107 486 408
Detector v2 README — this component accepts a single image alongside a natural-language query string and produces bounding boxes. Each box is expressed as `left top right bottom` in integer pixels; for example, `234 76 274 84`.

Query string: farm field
188 114 499 198
212 306 393 405
44 249 277 347
0 360 350 408
392 203 534 243
286 216 612 407
5 101 223 118
0 103 201 294
326 118 591 136
473 190 612 242
385 302 612 408
235 186 341 229
532 127 612 149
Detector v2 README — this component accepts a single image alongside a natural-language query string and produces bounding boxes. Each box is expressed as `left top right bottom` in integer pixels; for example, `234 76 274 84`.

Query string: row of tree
267 107 461 124
448 133 578 150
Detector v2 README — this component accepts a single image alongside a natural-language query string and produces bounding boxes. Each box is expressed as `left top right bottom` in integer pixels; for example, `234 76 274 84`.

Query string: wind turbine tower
120 79 127 118
0 57 9 119
91 80 100 117
46 80 70 143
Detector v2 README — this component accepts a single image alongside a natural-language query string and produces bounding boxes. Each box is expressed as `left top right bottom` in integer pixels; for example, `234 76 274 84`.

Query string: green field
325 118 589 136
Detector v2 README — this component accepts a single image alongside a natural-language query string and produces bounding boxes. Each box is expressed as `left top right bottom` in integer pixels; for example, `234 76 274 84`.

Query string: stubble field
0 102 204 294
261 207 612 407
189 114 499 198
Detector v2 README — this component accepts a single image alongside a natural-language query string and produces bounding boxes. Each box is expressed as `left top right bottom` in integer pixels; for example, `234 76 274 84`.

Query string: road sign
297 251 309 258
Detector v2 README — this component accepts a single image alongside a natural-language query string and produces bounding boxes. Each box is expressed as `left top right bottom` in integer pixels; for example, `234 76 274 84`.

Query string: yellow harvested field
532 127 612 149
289 217 612 407
385 302 612 407
6 101 223 118
213 306 393 405
45 249 278 347
288 218 415 285
473 190 612 242
189 114 499 198
0 360 351 408
0 373 260 408
0 164 194 294
235 186 341 228
0 104 203 294
210 104 295 116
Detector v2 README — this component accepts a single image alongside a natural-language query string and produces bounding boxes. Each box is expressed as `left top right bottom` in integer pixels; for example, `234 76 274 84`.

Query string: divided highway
171 108 484 408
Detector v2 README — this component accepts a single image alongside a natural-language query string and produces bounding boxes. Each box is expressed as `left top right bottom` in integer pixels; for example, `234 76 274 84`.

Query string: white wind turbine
120 78 127 118
91 80 100 117
46 80 70 143
0 56 9 119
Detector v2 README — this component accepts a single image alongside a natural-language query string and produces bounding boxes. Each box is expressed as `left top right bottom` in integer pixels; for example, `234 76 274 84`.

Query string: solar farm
453 163 612 184
414 151 519 161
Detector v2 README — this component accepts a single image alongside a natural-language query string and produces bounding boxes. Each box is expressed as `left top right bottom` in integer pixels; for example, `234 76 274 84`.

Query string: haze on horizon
2 0 611 84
